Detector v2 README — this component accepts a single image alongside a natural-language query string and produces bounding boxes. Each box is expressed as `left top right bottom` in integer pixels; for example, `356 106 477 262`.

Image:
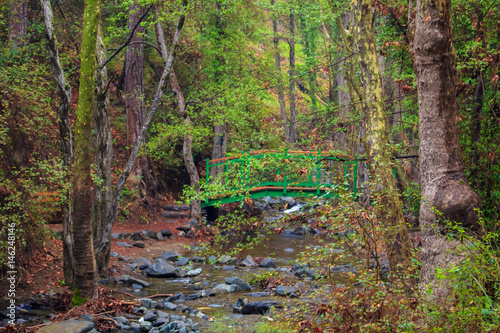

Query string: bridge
201 150 359 208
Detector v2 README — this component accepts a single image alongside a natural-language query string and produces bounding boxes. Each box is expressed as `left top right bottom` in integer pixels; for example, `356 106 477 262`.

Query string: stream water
13 198 353 332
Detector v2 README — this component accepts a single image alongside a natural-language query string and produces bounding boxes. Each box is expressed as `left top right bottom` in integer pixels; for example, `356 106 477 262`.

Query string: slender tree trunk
470 73 483 183
271 0 290 143
411 0 481 298
171 70 202 224
9 0 28 48
125 3 154 197
93 20 113 277
288 13 298 144
338 0 412 273
320 23 336 105
155 14 201 225
72 0 99 300
211 1 228 179
40 0 75 285
211 123 227 180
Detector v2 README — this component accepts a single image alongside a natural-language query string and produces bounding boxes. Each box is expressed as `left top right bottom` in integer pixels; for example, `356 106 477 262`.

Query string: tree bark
288 13 298 144
211 1 228 180
271 0 290 143
93 20 113 278
338 0 412 273
9 0 28 48
411 0 481 298
40 0 75 285
72 0 99 300
211 123 227 180
125 4 150 197
155 13 202 225
470 71 483 182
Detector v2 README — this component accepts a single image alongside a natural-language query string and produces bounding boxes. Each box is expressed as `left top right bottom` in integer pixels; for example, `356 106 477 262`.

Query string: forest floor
15 207 198 307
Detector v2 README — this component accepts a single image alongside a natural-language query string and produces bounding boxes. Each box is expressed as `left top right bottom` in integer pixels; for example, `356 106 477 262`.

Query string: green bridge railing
201 150 359 208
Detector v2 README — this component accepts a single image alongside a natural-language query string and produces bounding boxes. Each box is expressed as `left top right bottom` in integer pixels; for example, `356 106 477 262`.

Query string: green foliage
0 51 67 267
70 288 88 307
253 321 295 333
402 181 420 216
422 217 500 332
248 270 281 288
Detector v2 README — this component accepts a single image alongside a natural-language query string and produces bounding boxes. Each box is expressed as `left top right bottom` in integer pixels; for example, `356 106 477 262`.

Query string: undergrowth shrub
283 194 500 332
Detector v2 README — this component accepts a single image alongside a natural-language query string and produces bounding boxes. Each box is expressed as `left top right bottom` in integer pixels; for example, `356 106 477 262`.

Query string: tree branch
100 4 153 69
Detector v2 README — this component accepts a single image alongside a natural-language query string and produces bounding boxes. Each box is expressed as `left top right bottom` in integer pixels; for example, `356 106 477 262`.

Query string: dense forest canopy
0 0 499 331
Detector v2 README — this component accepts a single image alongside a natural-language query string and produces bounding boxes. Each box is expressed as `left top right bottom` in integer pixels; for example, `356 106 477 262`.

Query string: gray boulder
177 257 190 266
241 255 256 267
213 284 236 294
274 285 298 297
145 261 181 278
259 257 276 268
163 302 177 311
186 268 202 277
131 232 145 241
37 319 94 333
161 229 173 237
133 257 152 268
225 277 251 291
160 251 179 262
240 301 281 315
118 275 151 287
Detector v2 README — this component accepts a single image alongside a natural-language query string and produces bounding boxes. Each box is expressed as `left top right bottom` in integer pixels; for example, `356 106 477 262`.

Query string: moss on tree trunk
72 0 99 300
338 0 412 273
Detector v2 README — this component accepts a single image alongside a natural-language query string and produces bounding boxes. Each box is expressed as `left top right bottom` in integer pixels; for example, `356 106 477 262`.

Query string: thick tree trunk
72 0 99 300
93 21 113 278
125 4 154 197
9 0 28 48
155 14 202 225
339 0 411 273
40 0 75 285
271 0 289 143
288 13 298 144
125 4 145 149
412 0 481 298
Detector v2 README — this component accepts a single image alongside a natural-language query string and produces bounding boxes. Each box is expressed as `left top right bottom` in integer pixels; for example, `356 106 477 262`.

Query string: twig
100 4 153 69
148 293 174 298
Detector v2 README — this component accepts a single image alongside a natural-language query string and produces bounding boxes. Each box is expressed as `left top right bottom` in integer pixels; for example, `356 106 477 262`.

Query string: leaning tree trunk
338 0 412 273
271 0 290 143
411 0 481 299
9 0 28 48
288 13 298 144
93 20 113 278
171 70 202 225
40 0 75 285
72 0 99 300
155 14 202 225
